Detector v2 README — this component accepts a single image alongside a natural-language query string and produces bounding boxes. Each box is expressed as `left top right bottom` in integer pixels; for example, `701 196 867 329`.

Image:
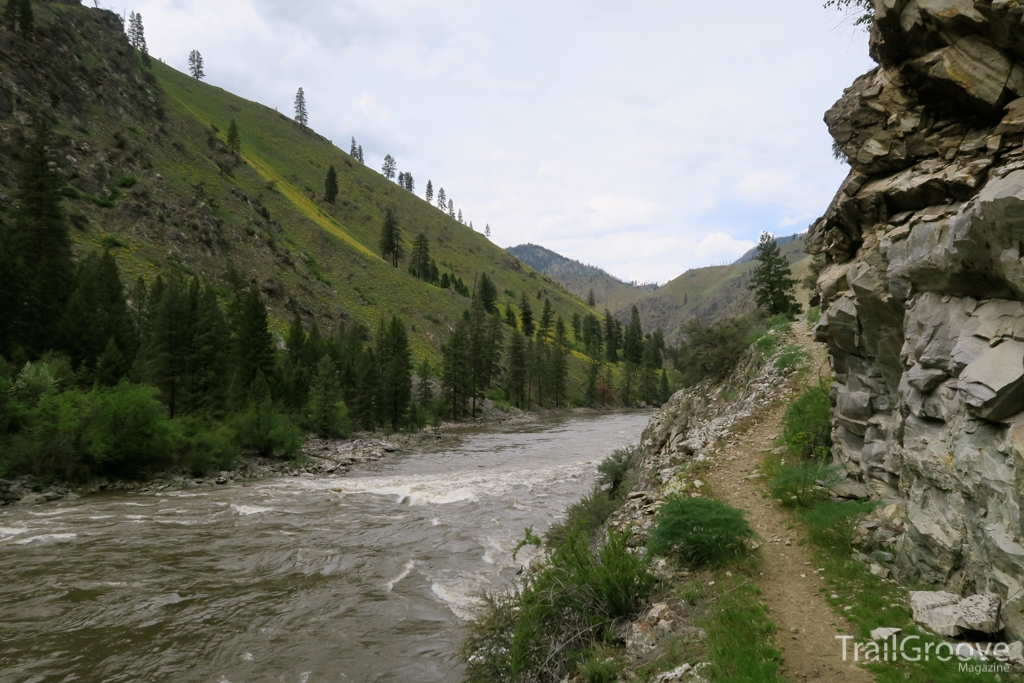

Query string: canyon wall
809 0 1024 637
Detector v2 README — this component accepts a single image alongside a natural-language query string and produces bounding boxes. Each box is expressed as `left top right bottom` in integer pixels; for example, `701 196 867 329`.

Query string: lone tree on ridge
748 232 800 317
188 50 205 80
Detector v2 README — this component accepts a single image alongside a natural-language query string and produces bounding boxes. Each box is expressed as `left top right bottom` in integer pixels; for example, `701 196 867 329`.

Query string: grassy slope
0 0 599 370
149 60 600 360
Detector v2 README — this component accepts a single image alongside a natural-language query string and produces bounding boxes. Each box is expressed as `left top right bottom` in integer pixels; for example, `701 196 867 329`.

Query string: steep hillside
0 1 596 362
506 243 656 311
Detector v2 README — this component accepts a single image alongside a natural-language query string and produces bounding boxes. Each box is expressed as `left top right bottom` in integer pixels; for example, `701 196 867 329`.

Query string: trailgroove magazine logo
836 634 1012 673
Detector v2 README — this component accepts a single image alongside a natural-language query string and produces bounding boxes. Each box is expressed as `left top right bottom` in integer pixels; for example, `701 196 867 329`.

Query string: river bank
0 404 642 507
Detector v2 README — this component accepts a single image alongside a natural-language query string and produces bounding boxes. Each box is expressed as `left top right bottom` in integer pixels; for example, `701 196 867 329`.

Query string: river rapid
0 411 650 683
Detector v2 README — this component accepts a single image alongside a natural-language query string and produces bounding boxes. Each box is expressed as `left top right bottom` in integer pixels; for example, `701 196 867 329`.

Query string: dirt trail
704 322 874 683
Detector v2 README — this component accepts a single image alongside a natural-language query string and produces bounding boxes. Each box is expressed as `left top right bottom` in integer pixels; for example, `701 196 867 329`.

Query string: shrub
183 422 240 475
648 496 755 566
674 314 761 387
781 385 832 458
116 173 137 188
769 461 845 509
231 399 302 458
580 656 620 683
803 500 878 552
545 486 619 547
774 344 809 372
509 529 653 679
596 444 638 498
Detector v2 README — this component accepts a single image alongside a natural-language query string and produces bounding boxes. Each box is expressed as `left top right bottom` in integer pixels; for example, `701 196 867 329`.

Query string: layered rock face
809 0 1024 637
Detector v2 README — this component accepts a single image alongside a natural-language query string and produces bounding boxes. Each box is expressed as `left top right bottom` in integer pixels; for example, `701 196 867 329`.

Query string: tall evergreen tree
379 208 402 267
230 286 276 408
404 173 415 193
190 284 230 415
507 331 526 408
537 298 552 341
305 354 350 438
425 180 433 202
519 293 534 338
551 317 568 407
504 302 517 329
436 187 446 210
447 198 455 218
381 154 396 181
377 315 412 432
416 358 433 409
350 136 358 157
476 273 498 315
324 165 338 203
60 251 136 378
639 340 658 405
351 347 379 430
4 119 75 356
227 118 241 154
188 49 204 80
148 274 193 418
441 316 472 419
410 232 433 281
457 209 463 224
571 313 582 346
294 87 308 127
282 311 309 414
584 361 599 407
659 369 671 404
749 232 800 317
484 224 491 239
357 145 364 163
604 310 619 363
623 305 644 365
587 289 596 307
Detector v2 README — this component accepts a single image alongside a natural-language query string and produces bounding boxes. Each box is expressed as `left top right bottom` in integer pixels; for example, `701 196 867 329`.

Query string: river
0 411 650 683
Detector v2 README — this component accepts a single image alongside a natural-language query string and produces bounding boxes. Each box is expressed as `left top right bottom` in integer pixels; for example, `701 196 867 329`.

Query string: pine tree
404 173 415 193
639 340 658 405
230 286 276 409
441 316 472 419
294 87 308 128
571 313 582 346
190 284 230 415
425 180 433 202
410 232 432 281
437 187 446 210
397 171 406 188
188 50 205 80
379 208 403 267
659 369 671 404
377 315 412 432
352 347 379 430
5 119 75 356
604 310 619 363
416 358 433 409
749 232 800 317
551 317 568 407
537 298 552 341
476 273 498 315
504 303 517 329
148 274 192 418
519 293 534 338
305 355 350 438
282 310 308 414
584 361 599 407
357 145 364 163
382 154 396 180
447 199 455 218
350 136 358 157
457 209 463 224
227 118 241 154
324 165 338 203
623 306 644 365
507 331 526 408
485 224 491 239
129 11 148 63
587 289 596 307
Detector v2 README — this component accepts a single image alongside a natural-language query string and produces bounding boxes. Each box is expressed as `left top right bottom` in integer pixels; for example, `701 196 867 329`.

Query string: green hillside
0 1 597 364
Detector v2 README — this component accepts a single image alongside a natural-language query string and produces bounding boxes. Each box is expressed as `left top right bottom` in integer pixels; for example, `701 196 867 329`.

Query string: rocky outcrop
810 0 1024 639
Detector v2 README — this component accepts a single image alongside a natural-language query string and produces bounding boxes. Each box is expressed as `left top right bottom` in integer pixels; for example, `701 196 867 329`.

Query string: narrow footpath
704 323 875 683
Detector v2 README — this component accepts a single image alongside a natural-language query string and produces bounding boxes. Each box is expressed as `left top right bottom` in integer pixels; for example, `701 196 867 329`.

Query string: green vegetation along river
0 412 650 682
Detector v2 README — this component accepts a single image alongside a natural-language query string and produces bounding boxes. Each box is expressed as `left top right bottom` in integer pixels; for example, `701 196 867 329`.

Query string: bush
180 419 239 475
803 500 878 552
116 173 137 188
781 385 832 458
769 461 845 509
596 444 638 498
231 399 302 458
774 344 809 372
674 314 761 387
580 656 620 683
545 486 619 547
648 496 755 566
510 529 653 679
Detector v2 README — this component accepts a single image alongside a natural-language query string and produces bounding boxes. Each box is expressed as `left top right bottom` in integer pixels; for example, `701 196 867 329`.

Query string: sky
125 0 874 284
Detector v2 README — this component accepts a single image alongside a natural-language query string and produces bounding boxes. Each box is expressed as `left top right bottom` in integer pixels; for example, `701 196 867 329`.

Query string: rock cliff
809 0 1024 638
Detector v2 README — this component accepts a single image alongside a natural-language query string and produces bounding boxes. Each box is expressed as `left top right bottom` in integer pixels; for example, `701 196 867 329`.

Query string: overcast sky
128 1 873 284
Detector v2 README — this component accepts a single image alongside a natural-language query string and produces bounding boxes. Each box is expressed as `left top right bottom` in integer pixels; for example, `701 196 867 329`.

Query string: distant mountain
508 237 813 344
624 235 812 343
506 244 657 311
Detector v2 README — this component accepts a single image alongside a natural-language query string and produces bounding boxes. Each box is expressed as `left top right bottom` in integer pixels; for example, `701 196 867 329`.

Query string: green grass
648 497 755 567
702 577 785 682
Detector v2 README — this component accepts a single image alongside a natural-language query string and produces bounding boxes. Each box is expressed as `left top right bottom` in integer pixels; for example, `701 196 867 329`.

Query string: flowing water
0 411 650 683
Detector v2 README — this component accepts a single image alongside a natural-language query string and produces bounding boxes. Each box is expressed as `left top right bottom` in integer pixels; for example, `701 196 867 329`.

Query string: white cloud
133 0 873 282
